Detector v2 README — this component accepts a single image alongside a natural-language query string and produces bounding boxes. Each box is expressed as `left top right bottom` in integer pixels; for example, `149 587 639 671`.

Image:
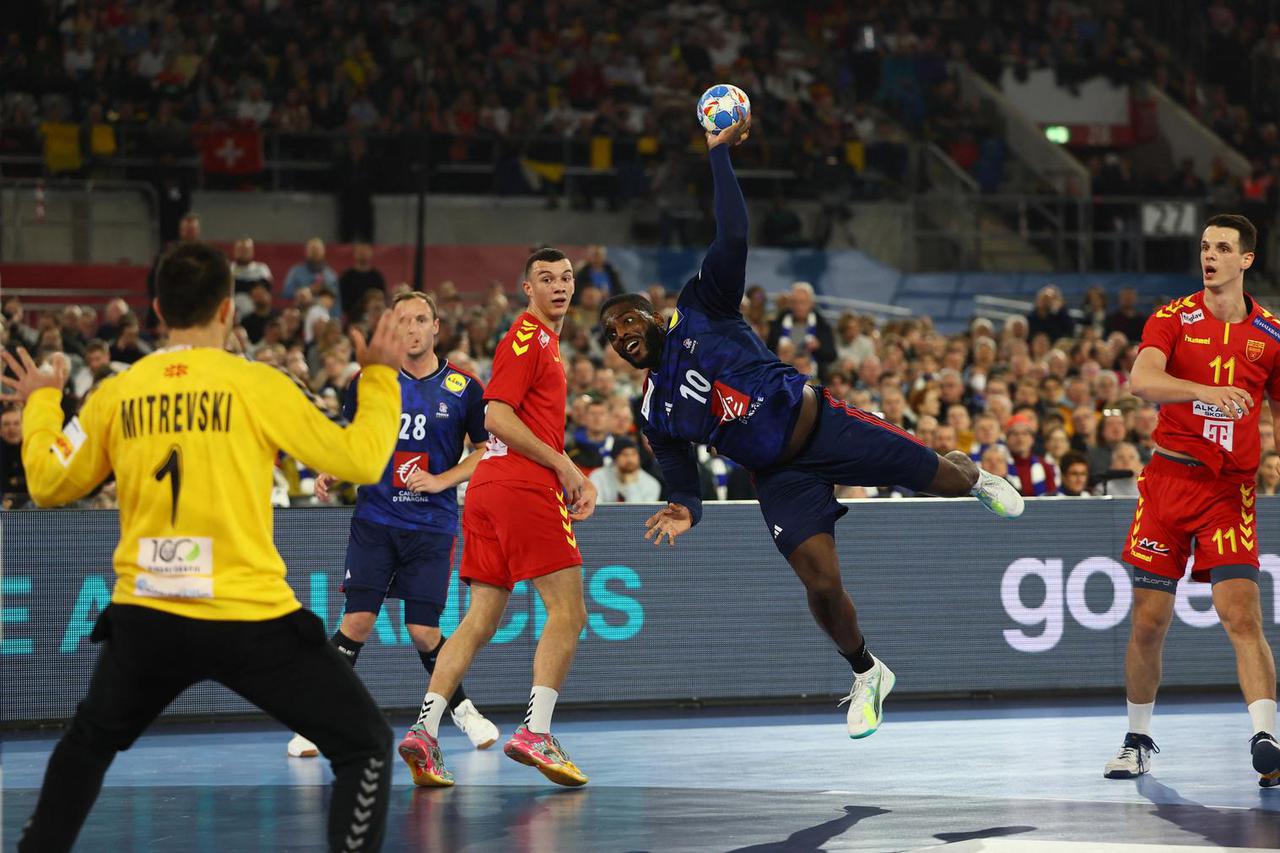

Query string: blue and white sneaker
1252 732 1280 788
839 655 895 739
1103 732 1158 778
972 469 1025 519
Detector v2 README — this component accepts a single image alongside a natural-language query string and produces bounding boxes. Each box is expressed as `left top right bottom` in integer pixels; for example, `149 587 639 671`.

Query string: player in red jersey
1104 214 1280 786
396 247 597 788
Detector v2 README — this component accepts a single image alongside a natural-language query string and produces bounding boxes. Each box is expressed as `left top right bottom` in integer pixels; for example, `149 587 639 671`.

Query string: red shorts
459 481 583 590
1123 453 1259 582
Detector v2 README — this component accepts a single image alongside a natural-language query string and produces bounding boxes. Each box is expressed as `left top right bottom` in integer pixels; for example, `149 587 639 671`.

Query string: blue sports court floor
3 696 1279 851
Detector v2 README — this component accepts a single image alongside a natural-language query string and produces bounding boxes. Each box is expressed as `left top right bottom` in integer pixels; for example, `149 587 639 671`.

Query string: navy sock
419 639 467 710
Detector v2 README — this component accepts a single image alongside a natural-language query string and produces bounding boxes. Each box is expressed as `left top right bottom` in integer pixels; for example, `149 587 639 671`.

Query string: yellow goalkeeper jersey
21 347 400 621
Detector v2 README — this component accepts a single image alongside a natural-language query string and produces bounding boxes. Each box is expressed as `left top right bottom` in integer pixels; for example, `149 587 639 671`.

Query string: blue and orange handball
696 84 751 134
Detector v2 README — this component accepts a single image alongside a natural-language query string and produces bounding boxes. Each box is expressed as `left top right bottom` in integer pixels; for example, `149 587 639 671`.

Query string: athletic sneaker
1252 732 1280 777
451 699 500 750
503 726 588 787
972 468 1025 519
1103 732 1159 779
398 725 454 787
286 733 319 758
839 655 895 739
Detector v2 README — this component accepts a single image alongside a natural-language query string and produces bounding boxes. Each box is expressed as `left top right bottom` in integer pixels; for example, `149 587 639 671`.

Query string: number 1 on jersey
1209 355 1236 385
154 445 183 525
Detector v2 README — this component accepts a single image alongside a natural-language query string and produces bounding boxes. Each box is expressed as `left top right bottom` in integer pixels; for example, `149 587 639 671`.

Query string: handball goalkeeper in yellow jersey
6 242 407 853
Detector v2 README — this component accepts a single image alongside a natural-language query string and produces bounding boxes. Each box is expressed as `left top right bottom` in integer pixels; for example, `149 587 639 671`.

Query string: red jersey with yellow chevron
471 311 566 491
1139 291 1280 482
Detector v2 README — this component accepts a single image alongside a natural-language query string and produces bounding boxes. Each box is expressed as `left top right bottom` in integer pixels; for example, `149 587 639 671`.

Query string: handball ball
697 84 751 134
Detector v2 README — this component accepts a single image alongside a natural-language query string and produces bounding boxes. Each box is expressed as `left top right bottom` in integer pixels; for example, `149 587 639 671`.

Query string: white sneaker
838 655 895 739
972 469 1025 519
451 699 500 750
287 733 319 758
1103 732 1158 778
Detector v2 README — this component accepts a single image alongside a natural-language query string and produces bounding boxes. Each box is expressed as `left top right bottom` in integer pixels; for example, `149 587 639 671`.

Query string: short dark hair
524 247 568 278
156 242 231 328
85 338 108 353
599 292 655 320
1059 450 1089 472
1204 213 1258 254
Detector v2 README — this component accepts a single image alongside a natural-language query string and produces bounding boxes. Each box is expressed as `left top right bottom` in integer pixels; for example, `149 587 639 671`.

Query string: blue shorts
341 517 456 614
754 388 939 558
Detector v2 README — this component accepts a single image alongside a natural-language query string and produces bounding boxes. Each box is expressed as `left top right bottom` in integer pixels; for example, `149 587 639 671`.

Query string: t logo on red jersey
1203 420 1234 452
711 381 750 424
392 451 428 488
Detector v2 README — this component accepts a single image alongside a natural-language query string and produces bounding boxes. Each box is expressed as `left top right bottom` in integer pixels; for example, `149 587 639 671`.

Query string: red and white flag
198 130 264 175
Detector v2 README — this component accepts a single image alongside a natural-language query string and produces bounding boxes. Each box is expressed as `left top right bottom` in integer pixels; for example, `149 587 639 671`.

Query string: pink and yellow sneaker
398 725 454 787
502 726 588 787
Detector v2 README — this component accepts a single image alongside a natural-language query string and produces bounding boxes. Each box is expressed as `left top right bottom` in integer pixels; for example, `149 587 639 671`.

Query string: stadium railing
0 178 159 265
909 194 1205 275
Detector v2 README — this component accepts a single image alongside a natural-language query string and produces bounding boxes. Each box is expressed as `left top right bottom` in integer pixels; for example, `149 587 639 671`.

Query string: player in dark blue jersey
287 291 500 759
600 115 1025 740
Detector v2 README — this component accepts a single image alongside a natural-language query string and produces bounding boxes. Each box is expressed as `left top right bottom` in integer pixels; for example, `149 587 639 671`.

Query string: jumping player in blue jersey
600 114 1025 739
287 291 500 759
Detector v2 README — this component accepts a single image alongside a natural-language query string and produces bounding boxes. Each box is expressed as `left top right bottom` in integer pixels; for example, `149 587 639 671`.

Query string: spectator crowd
7 0 1280 262
8 236 1280 511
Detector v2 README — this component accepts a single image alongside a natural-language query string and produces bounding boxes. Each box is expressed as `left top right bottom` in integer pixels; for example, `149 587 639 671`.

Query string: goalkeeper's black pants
17 603 392 853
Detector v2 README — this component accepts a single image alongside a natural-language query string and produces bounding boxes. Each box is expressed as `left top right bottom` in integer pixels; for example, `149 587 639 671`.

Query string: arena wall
5 500 1279 725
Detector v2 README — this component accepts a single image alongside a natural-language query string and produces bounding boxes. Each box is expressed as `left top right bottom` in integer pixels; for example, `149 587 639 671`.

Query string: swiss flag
198 130 264 175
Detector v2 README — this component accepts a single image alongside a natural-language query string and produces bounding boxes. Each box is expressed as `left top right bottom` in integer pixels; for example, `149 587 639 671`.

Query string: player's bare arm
485 400 595 519
318 444 488 500
407 445 488 494
1130 347 1250 420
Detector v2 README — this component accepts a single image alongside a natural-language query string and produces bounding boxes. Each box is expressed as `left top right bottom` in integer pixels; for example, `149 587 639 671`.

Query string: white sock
417 692 449 738
1127 700 1155 736
1248 699 1277 737
524 685 559 734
